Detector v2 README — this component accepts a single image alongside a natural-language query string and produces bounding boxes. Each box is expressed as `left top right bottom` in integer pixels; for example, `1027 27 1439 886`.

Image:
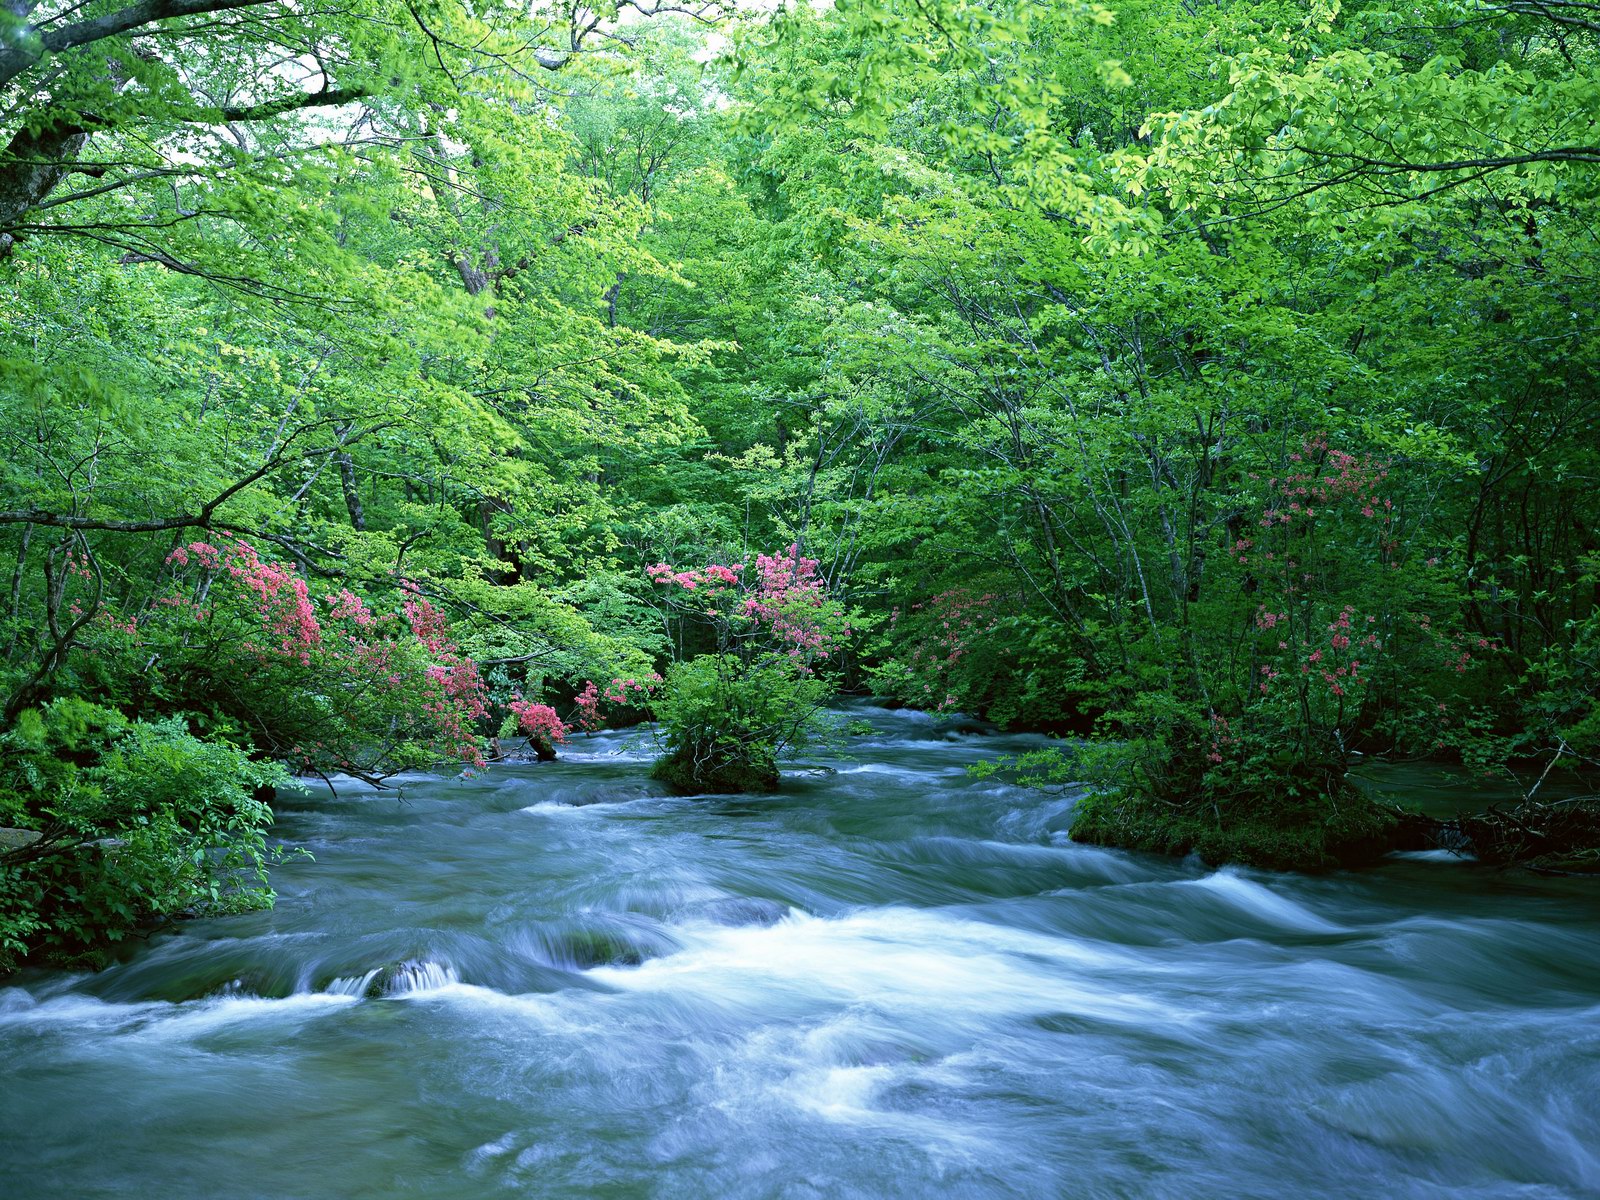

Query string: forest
0 0 1597 975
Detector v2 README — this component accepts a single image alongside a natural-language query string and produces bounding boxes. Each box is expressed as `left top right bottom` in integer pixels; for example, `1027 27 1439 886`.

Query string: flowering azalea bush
1202 439 1497 777
509 700 566 743
869 588 1004 714
126 538 493 780
646 545 850 670
1002 440 1493 869
505 698 567 760
569 674 661 731
645 546 849 793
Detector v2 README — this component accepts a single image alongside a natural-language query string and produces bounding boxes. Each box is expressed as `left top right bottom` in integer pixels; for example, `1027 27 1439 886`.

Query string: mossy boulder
650 743 779 795
1069 780 1398 872
0 827 41 853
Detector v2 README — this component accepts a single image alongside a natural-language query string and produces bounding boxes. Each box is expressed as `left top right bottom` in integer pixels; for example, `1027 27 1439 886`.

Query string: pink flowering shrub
1195 437 1495 787
504 697 568 761
646 545 850 671
645 547 849 793
868 588 1010 716
568 674 662 732
509 701 567 745
133 537 492 779
1036 437 1496 869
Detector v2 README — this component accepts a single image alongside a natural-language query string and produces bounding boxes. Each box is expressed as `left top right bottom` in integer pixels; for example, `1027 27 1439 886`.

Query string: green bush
0 701 284 972
650 656 828 794
976 692 1399 872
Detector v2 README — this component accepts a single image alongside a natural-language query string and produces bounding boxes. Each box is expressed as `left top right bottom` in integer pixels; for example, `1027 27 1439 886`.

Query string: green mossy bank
1065 769 1600 874
1067 785 1399 873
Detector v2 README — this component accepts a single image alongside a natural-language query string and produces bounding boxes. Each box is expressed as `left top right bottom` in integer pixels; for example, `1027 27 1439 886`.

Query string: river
2 706 1597 1198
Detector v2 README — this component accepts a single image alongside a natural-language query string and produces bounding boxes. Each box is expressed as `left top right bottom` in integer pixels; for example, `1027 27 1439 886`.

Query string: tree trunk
0 123 92 253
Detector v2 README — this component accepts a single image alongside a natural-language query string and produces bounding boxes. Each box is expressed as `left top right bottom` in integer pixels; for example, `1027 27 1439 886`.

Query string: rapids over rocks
1 706 1597 1199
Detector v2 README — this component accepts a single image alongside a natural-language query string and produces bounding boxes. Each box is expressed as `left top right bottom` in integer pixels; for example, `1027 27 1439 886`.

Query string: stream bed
2 706 1598 1198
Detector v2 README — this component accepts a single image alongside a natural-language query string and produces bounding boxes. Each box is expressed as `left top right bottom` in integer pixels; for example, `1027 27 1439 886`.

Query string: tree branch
0 0 277 90
0 416 385 533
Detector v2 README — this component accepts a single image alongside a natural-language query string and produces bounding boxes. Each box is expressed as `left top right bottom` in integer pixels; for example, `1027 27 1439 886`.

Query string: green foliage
1 0 1598 970
650 656 828 794
0 703 285 971
1516 553 1600 765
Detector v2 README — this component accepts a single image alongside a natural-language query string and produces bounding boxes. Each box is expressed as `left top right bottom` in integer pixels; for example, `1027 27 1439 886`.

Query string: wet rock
366 959 457 996
85 959 296 1004
651 746 779 795
0 827 41 853
523 919 679 970
321 959 460 997
497 736 558 764
932 717 998 739
211 970 296 1000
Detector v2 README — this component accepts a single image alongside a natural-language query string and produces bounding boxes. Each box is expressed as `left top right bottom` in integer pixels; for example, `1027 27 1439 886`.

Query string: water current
2 706 1597 1198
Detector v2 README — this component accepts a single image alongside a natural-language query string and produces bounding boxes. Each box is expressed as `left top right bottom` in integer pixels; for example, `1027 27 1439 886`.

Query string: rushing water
2 707 1598 1199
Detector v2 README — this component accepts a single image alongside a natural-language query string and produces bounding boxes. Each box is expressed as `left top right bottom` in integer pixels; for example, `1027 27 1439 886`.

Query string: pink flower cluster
509 699 567 744
573 681 602 730
1207 712 1238 764
1253 441 1394 532
1249 600 1373 705
394 590 488 762
327 588 376 629
572 674 661 731
648 545 847 669
647 562 742 591
169 538 320 664
157 539 491 770
1234 441 1397 567
745 548 840 658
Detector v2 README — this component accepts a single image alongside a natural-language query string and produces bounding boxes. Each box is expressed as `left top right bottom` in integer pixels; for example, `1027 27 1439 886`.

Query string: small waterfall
384 960 459 994
323 969 381 997
324 960 458 998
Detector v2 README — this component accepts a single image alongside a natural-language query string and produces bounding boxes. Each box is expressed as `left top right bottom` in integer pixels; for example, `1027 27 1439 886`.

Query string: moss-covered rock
0 827 41 853
650 743 779 795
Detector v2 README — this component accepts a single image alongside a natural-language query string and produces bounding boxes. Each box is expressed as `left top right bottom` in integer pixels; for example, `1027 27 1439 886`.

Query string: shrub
650 655 828 794
124 539 491 779
506 699 567 760
645 546 849 793
0 703 284 971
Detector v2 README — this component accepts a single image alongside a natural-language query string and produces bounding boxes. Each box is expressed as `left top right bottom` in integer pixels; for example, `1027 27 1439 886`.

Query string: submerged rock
495 736 559 764
512 915 681 971
682 897 790 927
322 959 460 998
